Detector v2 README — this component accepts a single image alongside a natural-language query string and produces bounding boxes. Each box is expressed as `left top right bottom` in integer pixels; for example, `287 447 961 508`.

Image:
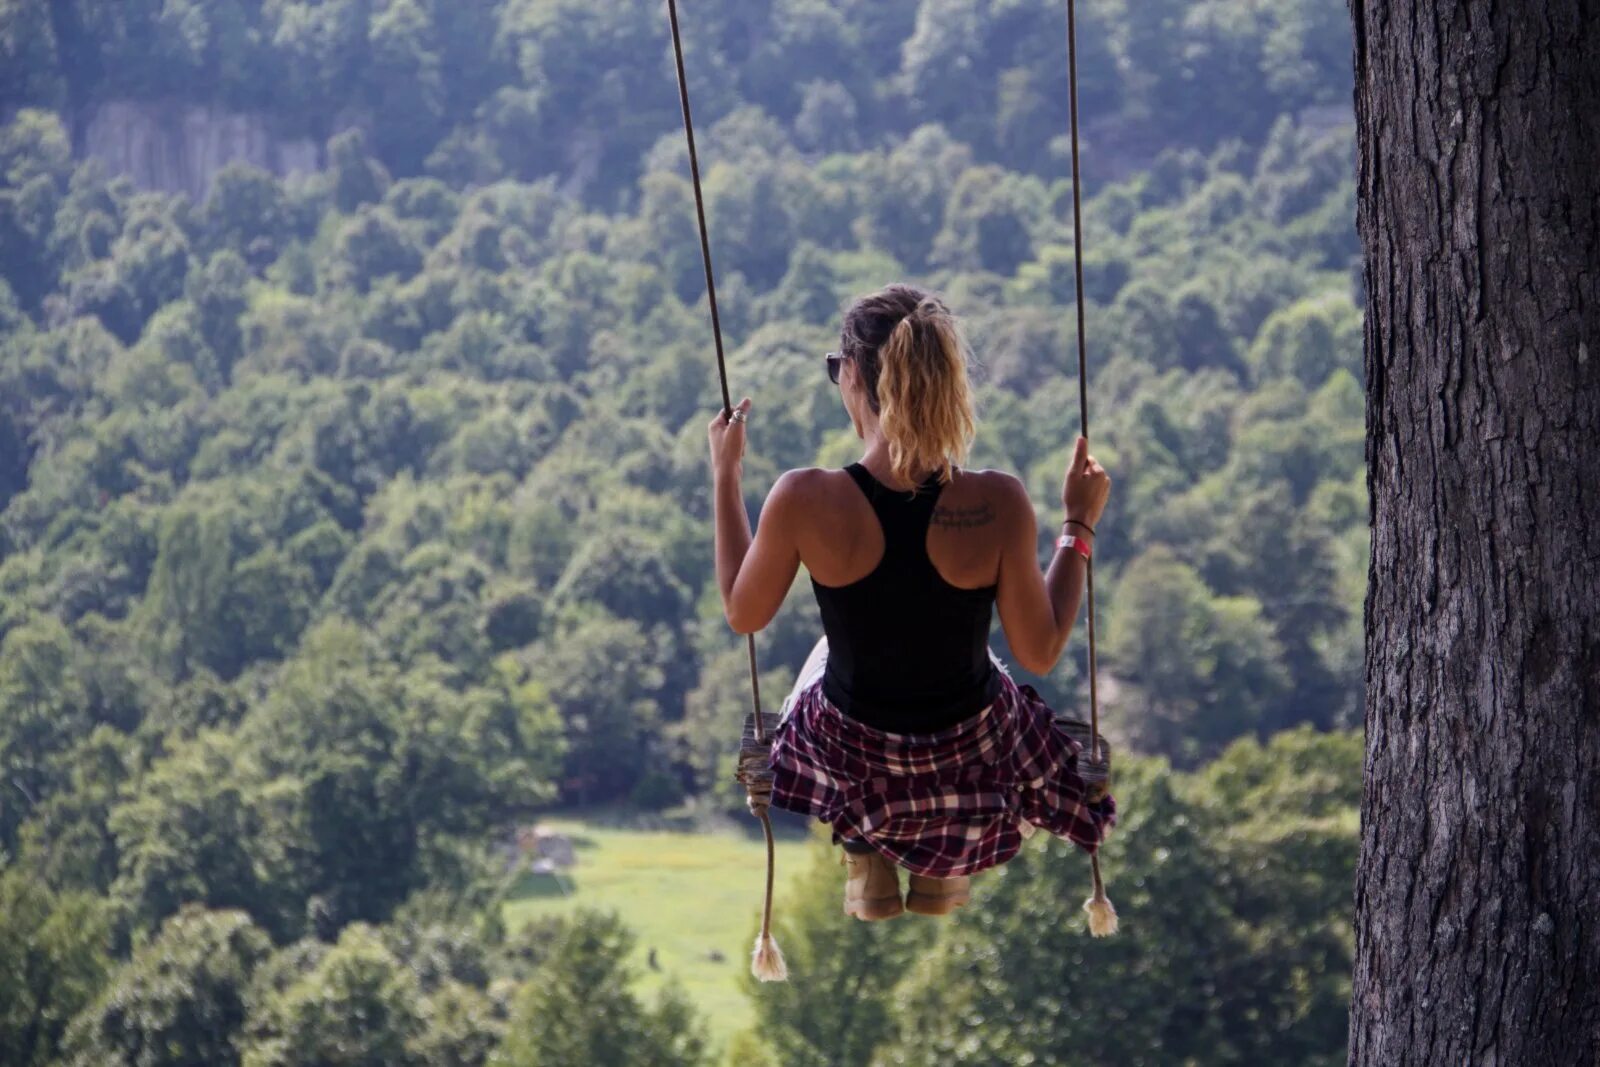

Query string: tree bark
1349 1 1600 1064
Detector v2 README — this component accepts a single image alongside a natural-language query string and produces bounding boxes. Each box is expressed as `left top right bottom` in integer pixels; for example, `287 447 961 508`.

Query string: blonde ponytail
871 294 978 489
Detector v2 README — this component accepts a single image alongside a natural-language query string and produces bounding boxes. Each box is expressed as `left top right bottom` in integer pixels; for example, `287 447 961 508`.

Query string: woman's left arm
709 398 803 633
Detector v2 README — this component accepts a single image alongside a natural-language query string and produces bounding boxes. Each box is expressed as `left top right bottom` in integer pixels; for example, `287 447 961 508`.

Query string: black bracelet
1064 518 1096 537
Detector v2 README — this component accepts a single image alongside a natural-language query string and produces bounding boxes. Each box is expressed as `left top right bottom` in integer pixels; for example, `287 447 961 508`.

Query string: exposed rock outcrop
77 100 322 202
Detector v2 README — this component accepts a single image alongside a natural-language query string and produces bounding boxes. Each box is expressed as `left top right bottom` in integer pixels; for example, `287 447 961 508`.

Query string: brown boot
842 847 903 921
905 872 971 916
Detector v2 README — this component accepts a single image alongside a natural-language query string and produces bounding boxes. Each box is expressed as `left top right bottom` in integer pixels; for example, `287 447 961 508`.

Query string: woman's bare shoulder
767 466 846 510
772 466 837 494
767 469 856 549
952 467 1031 506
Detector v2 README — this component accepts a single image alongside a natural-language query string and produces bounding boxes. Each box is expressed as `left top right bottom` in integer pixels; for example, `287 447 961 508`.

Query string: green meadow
502 817 816 1050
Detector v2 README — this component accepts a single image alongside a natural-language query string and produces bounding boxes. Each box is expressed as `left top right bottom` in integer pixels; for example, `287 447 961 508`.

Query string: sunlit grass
501 814 816 1053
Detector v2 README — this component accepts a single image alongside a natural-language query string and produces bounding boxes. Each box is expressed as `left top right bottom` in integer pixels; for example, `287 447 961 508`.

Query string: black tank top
810 462 1002 733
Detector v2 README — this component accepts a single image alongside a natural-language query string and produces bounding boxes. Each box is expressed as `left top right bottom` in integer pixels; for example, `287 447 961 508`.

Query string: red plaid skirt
767 663 1117 878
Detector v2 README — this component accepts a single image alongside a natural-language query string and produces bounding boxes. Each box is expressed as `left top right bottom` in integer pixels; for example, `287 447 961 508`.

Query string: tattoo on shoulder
931 501 995 529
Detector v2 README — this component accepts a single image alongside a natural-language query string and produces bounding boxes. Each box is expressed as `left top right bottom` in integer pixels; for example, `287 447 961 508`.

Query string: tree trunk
1349 2 1600 1064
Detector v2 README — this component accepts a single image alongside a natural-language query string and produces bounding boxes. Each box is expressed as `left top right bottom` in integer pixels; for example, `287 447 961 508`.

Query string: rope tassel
750 813 788 981
752 930 788 982
1083 853 1118 937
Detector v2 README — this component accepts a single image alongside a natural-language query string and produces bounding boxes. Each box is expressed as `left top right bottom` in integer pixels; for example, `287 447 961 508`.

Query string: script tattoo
930 501 995 529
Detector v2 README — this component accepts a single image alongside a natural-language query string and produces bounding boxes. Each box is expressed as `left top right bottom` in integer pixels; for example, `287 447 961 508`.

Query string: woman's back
706 280 1110 702
802 462 1007 733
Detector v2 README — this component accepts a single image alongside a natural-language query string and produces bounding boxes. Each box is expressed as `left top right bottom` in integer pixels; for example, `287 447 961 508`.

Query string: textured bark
1349 1 1600 1065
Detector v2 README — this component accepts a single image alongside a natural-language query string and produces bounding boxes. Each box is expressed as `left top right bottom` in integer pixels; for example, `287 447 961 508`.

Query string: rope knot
735 711 781 819
736 744 773 818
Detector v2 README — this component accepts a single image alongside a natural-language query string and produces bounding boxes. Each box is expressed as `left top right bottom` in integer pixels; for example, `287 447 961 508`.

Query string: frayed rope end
1083 888 1119 937
751 932 788 982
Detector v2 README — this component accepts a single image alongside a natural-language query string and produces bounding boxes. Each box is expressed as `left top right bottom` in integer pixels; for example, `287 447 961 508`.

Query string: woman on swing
708 283 1115 920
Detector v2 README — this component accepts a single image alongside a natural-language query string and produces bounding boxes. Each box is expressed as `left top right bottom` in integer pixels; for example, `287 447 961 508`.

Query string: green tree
858 125 972 272
793 81 861 154
553 531 692 625
329 129 392 214
62 906 271 1067
109 728 307 940
0 869 111 1067
1247 291 1362 388
330 206 425 293
1190 727 1359 1063
17 724 131 893
0 616 93 854
704 151 798 291
0 0 63 107
237 620 556 929
0 110 71 311
525 614 669 804
198 165 294 265
139 502 234 679
933 165 1046 275
365 0 448 174
106 198 193 341
736 830 924 1067
240 923 425 1067
187 249 251 385
492 909 708 1067
1104 545 1291 764
408 979 504 1067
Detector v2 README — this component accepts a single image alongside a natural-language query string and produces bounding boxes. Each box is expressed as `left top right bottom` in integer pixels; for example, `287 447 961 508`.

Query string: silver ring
729 410 747 423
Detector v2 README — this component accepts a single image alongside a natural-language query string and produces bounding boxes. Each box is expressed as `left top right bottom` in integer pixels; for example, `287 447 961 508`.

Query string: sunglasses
825 351 847 385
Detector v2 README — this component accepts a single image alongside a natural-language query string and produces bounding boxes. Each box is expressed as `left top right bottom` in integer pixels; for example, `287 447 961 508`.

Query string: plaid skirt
767 658 1117 878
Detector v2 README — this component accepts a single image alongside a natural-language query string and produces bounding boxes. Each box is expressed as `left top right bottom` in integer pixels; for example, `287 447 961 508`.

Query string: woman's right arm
994 437 1110 675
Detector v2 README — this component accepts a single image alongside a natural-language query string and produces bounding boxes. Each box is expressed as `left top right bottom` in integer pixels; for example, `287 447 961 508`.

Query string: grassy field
500 814 816 1053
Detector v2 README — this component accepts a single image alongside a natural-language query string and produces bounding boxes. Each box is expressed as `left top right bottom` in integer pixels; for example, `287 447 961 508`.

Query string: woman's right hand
1061 435 1111 527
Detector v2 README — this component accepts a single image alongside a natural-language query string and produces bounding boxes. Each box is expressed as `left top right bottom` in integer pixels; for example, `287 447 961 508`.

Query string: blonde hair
841 285 977 489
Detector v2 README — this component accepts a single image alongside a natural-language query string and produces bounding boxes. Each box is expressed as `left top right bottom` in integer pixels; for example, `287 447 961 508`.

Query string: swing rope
1065 0 1118 937
665 0 787 982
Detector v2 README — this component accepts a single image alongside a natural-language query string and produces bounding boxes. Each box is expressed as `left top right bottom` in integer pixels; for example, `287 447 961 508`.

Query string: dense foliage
1 0 1351 203
0 0 1362 1062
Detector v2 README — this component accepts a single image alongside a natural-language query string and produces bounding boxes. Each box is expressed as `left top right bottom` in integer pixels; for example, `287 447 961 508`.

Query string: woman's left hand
707 397 752 478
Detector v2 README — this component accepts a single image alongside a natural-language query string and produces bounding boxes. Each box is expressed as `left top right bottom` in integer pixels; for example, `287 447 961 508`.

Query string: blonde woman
707 283 1115 920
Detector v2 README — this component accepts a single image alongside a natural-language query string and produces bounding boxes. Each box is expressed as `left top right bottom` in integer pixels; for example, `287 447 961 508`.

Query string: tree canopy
0 0 1363 1062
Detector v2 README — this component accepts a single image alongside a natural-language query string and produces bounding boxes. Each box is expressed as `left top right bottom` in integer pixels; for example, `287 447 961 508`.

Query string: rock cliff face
77 101 322 202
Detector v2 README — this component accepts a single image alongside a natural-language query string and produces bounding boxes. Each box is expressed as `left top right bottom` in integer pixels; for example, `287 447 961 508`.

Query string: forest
1 1 1363 1063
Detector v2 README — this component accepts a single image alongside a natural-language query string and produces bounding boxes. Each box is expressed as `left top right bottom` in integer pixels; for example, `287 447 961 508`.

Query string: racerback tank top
809 462 1002 733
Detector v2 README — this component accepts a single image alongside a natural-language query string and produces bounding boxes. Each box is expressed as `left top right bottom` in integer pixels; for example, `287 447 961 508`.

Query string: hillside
0 2 1363 1065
